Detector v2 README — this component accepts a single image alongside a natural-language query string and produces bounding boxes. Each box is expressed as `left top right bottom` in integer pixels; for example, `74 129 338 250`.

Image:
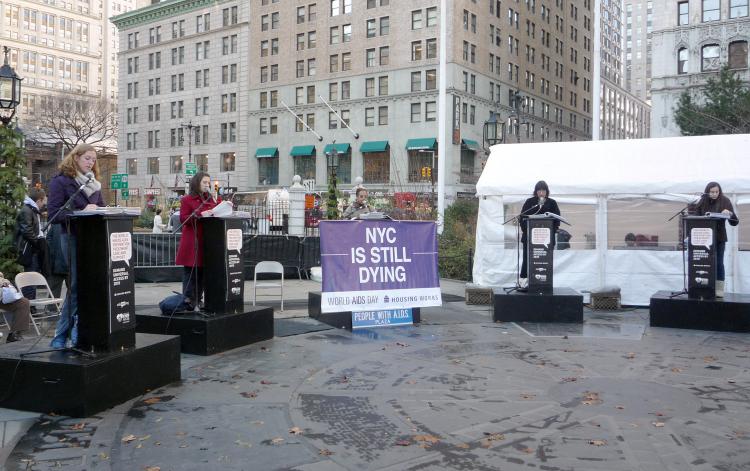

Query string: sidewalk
2 281 749 471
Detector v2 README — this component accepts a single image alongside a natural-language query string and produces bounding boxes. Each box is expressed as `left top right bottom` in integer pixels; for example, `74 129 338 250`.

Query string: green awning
461 139 481 151
323 143 351 155
360 140 390 153
405 138 437 150
290 145 316 157
255 147 278 158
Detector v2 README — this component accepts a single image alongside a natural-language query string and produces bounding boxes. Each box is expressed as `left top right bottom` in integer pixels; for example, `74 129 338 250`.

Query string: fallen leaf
270 437 284 445
589 439 607 446
581 392 602 406
703 356 716 363
241 391 258 398
136 443 143 449
143 397 162 405
652 422 665 427
520 393 536 400
122 434 137 444
319 448 334 456
70 422 86 430
179 444 188 448
615 405 625 410
394 439 411 446
626 352 636 359
176 431 187 437
260 347 269 352
414 434 439 444
98 452 109 460
234 440 252 448
654 412 665 417
396 342 409 347
144 467 161 471
406 380 417 385
456 443 470 449
260 380 274 385
521 446 534 454
139 435 151 441
155 417 163 423
670 367 682 373
482 432 505 441
562 377 578 382
728 379 736 384
289 427 303 435
252 420 264 426
231 374 243 379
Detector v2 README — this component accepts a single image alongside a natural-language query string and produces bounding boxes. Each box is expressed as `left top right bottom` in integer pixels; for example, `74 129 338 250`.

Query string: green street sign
111 173 129 189
121 189 129 200
185 162 197 176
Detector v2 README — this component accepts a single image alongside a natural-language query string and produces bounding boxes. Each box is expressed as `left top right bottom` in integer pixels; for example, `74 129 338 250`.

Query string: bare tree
28 94 118 151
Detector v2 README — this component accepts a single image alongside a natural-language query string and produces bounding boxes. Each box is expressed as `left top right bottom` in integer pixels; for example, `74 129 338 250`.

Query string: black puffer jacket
15 202 42 251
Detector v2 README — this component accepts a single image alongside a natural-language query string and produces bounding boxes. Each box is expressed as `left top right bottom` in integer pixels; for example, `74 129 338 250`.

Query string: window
412 41 422 60
297 6 306 23
701 44 720 71
170 155 183 174
365 77 375 96
367 18 376 37
426 38 437 59
258 155 279 185
731 0 749 18
329 82 338 100
702 0 720 21
426 69 437 89
343 24 352 41
678 47 689 74
378 106 388 125
330 25 340 43
366 48 376 67
365 107 375 126
221 152 236 172
410 103 421 122
380 16 389 35
147 157 159 175
363 149 390 184
378 76 388 95
342 52 351 70
126 159 137 175
678 1 689 25
341 81 350 99
426 7 438 26
411 71 421 92
271 64 279 81
412 10 423 29
425 101 436 121
379 46 389 65
294 153 316 180
329 54 339 72
729 41 748 68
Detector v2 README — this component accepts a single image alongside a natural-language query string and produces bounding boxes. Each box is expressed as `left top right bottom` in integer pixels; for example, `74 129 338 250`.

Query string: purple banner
320 220 441 312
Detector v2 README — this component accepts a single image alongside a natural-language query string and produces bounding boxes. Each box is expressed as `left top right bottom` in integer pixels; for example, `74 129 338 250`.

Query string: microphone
538 197 546 208
85 172 94 182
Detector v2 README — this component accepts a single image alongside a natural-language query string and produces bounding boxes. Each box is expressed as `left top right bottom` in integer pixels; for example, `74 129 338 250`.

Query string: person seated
343 187 371 219
624 233 636 247
0 272 31 343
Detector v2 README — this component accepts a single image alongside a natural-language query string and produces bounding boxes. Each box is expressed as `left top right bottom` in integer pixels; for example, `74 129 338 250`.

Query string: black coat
15 203 44 267
519 196 561 243
691 194 739 243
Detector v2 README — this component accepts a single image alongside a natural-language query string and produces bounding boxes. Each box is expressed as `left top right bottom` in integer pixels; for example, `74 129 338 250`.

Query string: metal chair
14 271 63 336
252 261 284 311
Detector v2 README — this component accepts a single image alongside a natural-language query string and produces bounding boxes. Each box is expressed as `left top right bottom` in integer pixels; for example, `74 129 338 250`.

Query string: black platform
308 291 421 330
0 333 180 417
493 287 583 323
649 290 750 333
136 306 274 355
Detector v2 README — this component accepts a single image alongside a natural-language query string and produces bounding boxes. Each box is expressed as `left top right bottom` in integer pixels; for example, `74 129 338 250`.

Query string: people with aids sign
319 220 442 316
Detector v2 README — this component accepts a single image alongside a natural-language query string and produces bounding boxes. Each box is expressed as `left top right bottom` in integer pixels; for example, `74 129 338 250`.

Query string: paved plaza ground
1 280 749 470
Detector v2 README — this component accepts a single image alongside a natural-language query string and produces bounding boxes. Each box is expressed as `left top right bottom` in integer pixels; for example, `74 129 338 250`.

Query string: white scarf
75 171 102 198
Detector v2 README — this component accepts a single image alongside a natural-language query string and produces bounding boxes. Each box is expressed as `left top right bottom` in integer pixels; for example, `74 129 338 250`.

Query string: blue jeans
21 250 41 300
51 231 78 348
716 241 726 281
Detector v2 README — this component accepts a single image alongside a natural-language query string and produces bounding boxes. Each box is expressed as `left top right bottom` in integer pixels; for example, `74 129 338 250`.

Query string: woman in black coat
519 180 561 286
691 181 739 297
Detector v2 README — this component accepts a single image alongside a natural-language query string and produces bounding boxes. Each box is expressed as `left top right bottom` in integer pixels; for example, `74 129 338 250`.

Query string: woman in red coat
176 172 221 309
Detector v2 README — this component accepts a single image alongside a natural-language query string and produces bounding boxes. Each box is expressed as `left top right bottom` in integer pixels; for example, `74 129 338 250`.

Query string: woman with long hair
691 182 739 297
47 143 106 348
175 172 221 309
518 180 561 289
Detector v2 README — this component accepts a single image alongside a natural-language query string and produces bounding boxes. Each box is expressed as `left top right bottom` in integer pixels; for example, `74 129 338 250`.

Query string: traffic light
421 167 427 178
214 181 219 193
426 167 432 178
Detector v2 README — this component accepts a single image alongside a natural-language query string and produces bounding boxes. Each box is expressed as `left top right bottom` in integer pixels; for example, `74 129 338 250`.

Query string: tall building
597 0 650 139
651 0 749 137
113 0 593 203
0 0 145 182
623 0 653 102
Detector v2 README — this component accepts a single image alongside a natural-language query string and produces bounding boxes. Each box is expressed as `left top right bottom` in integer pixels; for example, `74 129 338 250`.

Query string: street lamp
482 110 506 152
181 120 197 163
326 143 339 220
0 46 23 127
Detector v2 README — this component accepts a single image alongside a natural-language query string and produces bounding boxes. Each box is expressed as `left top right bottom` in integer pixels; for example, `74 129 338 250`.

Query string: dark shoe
6 331 24 343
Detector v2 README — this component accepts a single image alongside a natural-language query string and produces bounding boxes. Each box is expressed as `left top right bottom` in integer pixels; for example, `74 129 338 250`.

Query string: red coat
175 193 220 267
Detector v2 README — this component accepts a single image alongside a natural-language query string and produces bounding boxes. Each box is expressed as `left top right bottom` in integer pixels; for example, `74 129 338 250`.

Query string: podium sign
526 216 555 293
72 213 138 351
202 217 245 314
685 216 719 299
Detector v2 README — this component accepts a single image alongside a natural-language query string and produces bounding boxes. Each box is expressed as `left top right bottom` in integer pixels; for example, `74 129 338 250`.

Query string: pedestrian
46 143 106 348
168 207 181 233
152 208 166 233
15 187 48 299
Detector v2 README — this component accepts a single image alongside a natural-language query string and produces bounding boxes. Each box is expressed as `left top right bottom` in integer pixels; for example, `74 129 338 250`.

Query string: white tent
474 134 750 305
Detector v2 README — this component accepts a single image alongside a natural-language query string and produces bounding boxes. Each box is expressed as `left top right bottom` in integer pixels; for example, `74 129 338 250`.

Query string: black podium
136 215 274 355
684 215 721 299
494 214 583 323
0 211 181 417
649 213 748 332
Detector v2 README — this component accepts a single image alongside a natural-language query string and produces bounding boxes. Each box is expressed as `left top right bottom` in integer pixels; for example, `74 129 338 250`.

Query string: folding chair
253 261 284 311
14 271 63 336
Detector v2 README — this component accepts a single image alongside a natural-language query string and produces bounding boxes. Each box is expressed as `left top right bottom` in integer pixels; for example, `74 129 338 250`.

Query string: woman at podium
47 144 106 348
691 182 739 297
175 173 221 310
519 180 561 288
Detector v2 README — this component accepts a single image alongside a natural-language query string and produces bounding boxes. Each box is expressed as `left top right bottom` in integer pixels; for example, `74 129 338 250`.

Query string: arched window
701 44 720 71
678 47 689 74
729 40 748 69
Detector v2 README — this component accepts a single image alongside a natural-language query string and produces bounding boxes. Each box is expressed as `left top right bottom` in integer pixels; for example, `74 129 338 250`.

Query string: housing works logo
383 295 390 303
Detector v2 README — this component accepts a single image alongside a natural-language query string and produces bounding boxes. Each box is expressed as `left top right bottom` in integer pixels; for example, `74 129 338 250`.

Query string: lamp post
418 149 436 206
509 90 529 143
482 107 506 153
326 143 339 220
0 46 23 127
180 120 197 163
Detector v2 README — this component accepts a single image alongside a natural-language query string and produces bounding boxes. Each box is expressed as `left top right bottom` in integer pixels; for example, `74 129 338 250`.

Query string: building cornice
111 0 234 30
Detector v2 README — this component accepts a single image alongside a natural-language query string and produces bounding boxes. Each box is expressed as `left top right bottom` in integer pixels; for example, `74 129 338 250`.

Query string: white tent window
738 198 750 251
607 199 686 250
503 198 596 250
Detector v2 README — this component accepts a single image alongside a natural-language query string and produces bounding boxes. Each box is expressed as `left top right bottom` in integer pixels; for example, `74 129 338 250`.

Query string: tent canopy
477 134 750 196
